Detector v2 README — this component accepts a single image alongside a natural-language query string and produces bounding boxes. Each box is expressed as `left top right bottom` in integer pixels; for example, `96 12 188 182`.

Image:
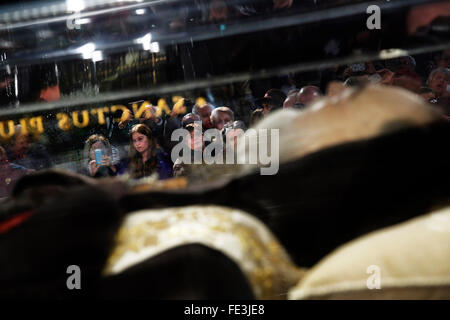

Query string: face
132 132 150 154
214 111 232 130
429 72 450 95
396 57 414 72
198 106 213 129
13 135 31 156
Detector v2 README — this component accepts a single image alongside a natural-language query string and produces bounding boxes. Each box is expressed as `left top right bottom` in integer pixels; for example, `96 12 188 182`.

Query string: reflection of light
135 33 151 50
135 9 146 15
379 49 408 60
37 30 53 39
14 66 18 98
92 50 103 62
75 18 91 25
135 33 159 52
66 0 85 12
150 42 160 53
77 42 96 59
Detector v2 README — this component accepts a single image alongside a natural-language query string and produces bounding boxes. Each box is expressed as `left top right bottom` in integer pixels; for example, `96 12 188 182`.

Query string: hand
118 109 133 129
89 156 113 176
89 159 99 176
141 105 158 121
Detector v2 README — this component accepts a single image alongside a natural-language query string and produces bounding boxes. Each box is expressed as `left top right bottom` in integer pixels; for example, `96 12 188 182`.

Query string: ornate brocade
104 205 304 299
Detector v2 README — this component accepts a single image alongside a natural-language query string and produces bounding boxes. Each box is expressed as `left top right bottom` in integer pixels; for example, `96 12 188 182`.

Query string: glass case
0 0 449 188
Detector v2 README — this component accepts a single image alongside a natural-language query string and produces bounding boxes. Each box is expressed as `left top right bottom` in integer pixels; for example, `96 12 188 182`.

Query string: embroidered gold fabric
104 205 304 299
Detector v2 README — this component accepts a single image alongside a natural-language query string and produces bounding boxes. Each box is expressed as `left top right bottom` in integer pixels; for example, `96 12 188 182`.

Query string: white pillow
289 206 450 299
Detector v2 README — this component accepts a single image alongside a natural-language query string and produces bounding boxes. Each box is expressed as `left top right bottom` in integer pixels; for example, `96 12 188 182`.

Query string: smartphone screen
94 149 103 165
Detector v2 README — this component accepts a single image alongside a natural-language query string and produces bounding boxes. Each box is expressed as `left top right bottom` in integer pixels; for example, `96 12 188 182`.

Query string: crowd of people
0 50 449 197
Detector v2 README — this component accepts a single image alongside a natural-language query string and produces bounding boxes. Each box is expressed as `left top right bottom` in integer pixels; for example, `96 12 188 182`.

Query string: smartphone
94 149 103 165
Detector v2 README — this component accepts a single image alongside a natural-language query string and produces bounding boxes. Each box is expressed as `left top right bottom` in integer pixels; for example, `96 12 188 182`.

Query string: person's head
260 89 286 115
193 103 213 130
182 113 201 128
129 124 157 157
12 133 32 157
396 56 416 73
427 68 450 97
211 107 234 130
84 134 112 161
250 108 264 127
297 86 322 106
185 123 204 151
283 90 300 108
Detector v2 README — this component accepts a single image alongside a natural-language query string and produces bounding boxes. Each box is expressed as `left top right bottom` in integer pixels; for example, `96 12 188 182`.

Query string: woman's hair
427 67 450 86
128 124 158 179
83 134 112 161
250 108 264 127
211 106 234 124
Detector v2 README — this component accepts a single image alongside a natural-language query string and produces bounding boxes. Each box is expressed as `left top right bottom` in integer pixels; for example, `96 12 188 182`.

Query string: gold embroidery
104 206 303 299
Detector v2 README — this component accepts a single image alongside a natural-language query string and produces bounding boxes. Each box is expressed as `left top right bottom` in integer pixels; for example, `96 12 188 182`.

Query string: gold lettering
72 110 90 128
90 107 109 125
172 98 186 115
111 105 131 123
196 97 207 106
19 118 29 135
172 96 183 104
157 98 171 117
29 116 44 134
57 113 72 131
0 120 15 139
132 101 151 119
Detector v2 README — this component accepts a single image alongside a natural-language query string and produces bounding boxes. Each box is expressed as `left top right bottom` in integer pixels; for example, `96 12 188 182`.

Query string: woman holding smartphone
128 124 173 180
83 134 118 177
